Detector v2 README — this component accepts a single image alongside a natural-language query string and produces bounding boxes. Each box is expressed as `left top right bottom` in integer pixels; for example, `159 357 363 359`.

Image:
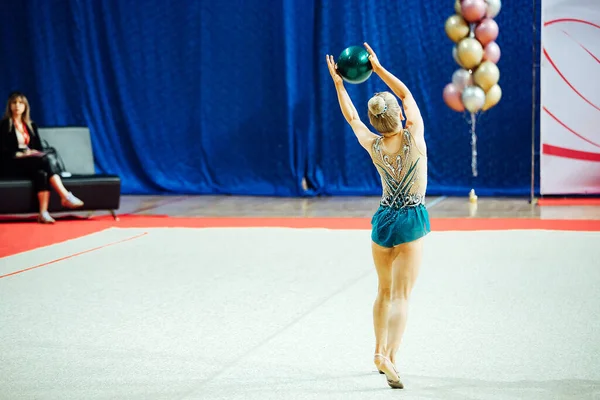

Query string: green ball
336 46 373 84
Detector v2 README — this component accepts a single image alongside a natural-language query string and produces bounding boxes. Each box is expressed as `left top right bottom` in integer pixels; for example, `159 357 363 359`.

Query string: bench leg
110 209 119 221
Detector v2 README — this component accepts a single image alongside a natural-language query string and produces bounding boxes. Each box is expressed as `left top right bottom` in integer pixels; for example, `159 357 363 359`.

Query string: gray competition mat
1 227 599 400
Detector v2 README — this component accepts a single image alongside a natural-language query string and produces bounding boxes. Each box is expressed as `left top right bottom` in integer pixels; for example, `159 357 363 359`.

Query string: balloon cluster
443 0 502 114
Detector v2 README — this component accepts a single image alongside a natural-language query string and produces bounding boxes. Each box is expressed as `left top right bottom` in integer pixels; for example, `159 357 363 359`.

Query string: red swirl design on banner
542 48 600 112
544 18 600 30
543 107 600 148
542 18 600 161
543 144 600 162
561 30 600 64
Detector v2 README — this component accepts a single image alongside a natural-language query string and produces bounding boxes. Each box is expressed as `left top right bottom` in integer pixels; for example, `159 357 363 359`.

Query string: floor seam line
177 268 373 399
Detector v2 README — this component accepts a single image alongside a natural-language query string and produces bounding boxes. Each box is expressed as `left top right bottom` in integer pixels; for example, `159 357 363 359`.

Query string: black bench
0 127 121 219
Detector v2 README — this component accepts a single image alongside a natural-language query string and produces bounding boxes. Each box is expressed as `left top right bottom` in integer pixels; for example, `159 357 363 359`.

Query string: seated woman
0 92 84 223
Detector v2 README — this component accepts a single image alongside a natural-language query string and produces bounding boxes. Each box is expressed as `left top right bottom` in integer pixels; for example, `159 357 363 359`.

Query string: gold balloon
454 0 462 15
445 14 470 43
474 61 500 92
483 84 502 110
452 45 465 68
457 38 484 69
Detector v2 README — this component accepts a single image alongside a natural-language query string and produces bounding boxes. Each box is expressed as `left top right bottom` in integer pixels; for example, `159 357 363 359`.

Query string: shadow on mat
236 372 600 399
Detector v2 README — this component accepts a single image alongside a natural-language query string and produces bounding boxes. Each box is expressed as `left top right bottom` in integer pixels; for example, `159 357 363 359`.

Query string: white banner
540 0 600 195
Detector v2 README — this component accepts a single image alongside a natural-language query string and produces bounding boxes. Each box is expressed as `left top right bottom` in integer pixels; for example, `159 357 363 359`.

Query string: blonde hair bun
368 96 387 116
367 91 402 134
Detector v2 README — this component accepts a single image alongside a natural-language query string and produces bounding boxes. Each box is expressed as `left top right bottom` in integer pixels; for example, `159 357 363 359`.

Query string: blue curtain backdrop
0 0 541 196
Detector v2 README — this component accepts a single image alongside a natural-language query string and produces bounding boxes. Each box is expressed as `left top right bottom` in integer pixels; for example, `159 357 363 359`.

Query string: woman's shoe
38 211 55 224
61 192 84 208
374 353 404 389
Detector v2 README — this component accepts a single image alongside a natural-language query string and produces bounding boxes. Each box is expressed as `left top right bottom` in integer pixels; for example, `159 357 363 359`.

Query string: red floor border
1 216 599 259
538 198 600 206
0 232 148 279
111 216 600 231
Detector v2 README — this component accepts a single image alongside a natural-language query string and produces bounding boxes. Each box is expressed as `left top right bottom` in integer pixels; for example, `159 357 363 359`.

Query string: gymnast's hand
326 54 343 86
363 42 382 73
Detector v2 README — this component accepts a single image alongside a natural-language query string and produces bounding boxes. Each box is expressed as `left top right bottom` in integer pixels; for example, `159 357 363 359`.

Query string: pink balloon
483 41 501 63
461 0 487 23
443 83 465 112
475 18 499 46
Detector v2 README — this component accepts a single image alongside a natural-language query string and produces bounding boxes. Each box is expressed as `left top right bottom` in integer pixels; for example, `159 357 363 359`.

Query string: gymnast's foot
374 353 403 389
377 355 397 374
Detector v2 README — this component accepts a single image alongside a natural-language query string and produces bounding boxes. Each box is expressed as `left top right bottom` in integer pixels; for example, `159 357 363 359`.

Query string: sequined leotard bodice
370 128 427 209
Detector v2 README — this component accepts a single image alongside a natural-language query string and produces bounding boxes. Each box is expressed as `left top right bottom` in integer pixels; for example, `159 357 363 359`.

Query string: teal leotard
370 128 431 248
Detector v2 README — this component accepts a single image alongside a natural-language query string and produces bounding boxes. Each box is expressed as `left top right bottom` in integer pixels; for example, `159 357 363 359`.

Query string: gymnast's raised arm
325 54 378 151
363 42 423 132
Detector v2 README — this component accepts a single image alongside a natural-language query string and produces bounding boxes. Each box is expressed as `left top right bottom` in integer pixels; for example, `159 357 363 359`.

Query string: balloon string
470 112 478 177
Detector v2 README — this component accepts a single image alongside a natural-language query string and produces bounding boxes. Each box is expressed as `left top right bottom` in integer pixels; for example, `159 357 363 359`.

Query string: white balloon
485 0 502 18
452 68 473 92
461 86 486 113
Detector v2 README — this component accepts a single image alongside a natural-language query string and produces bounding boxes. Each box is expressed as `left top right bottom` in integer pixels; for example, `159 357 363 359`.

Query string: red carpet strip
1 215 599 258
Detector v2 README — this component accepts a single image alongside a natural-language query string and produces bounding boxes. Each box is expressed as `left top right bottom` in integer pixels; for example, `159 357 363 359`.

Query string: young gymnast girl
326 42 430 389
